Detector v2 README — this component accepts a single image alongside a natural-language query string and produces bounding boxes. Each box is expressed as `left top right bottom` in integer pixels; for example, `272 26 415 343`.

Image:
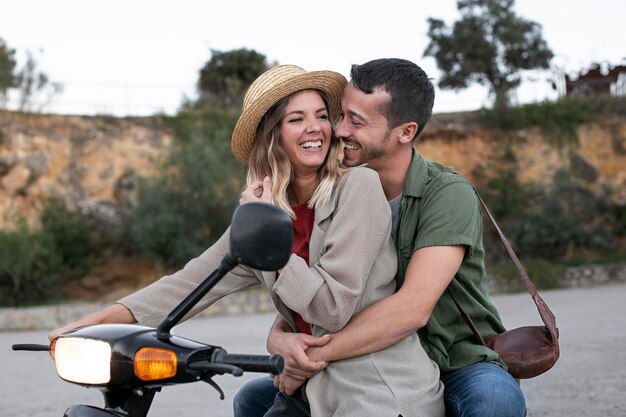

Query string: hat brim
232 70 347 164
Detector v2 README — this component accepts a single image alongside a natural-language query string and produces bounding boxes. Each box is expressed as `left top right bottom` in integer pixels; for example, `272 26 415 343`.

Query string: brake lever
188 362 244 400
202 377 225 400
188 361 244 377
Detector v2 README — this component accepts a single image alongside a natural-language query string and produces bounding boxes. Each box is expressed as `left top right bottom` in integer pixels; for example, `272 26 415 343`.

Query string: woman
49 65 444 417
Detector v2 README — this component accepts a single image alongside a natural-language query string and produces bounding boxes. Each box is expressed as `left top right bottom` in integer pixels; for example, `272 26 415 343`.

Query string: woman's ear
397 122 418 144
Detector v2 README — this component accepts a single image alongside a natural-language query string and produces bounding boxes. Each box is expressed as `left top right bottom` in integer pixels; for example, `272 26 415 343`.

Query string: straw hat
231 64 347 163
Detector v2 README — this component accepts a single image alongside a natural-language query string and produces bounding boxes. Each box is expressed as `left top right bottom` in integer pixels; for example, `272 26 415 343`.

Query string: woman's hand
239 176 273 205
274 373 307 396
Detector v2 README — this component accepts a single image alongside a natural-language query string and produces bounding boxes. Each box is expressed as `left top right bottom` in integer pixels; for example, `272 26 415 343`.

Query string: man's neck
377 148 413 200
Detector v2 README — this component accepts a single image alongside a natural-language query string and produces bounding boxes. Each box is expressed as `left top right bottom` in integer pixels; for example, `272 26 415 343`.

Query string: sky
1 0 624 117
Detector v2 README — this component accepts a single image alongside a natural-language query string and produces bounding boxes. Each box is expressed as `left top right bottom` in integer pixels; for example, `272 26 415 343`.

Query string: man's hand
270 332 330 395
267 316 330 394
270 331 330 378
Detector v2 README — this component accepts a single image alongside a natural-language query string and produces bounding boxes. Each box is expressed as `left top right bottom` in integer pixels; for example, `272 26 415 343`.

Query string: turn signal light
134 347 177 381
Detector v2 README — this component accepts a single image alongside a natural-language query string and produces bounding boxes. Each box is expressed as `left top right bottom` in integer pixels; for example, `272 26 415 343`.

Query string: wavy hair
246 90 346 218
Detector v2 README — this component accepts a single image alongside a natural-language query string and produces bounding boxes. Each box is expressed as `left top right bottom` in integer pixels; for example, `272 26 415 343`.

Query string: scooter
13 202 293 417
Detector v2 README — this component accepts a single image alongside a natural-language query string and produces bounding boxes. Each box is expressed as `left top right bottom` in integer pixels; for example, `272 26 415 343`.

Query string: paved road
2 283 625 417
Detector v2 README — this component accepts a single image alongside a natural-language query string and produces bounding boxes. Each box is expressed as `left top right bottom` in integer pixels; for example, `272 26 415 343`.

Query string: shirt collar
403 148 428 198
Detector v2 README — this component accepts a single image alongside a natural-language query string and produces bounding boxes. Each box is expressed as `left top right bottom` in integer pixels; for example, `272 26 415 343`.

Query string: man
233 58 527 417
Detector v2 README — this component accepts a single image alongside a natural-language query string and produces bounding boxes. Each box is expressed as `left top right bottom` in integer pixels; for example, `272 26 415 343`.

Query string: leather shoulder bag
449 181 560 379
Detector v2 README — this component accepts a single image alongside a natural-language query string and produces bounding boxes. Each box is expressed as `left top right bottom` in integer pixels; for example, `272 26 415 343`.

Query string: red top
282 201 315 334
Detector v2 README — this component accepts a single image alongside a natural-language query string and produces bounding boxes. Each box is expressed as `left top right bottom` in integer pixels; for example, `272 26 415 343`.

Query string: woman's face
279 90 332 176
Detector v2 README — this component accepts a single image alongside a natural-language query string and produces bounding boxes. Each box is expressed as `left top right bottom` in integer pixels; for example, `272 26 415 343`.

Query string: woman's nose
307 119 322 133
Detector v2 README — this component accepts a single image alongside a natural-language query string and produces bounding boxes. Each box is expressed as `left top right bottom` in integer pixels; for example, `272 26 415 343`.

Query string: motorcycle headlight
52 337 111 384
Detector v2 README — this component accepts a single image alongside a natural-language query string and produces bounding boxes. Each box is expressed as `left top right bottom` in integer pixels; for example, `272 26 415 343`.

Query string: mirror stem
156 254 239 339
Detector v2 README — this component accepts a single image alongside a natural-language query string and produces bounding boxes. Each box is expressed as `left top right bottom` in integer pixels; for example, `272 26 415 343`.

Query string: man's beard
344 130 391 167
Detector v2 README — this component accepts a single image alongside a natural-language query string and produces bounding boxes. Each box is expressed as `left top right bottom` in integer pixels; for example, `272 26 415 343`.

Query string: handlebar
12 344 50 351
212 349 284 375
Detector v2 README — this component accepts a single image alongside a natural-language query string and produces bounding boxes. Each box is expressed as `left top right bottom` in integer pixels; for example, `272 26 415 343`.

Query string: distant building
565 62 626 97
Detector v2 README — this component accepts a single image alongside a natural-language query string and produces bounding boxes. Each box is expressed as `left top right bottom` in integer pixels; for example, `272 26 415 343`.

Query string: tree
423 0 553 110
196 48 270 110
0 38 62 112
14 50 63 112
0 37 18 107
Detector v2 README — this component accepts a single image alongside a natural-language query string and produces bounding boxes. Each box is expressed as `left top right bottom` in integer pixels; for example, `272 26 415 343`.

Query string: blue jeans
233 362 526 417
440 362 526 417
233 375 278 417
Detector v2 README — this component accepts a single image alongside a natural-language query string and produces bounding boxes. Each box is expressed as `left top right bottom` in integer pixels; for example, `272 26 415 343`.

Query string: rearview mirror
157 202 293 337
229 202 293 271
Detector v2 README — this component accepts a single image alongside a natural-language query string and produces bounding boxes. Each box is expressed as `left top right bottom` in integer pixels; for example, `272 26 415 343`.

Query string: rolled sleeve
414 176 481 260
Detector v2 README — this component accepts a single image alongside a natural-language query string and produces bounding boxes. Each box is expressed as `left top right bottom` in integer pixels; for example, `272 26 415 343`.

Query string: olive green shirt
396 149 507 372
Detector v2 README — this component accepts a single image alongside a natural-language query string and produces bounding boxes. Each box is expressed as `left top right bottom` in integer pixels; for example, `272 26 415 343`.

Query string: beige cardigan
118 166 444 417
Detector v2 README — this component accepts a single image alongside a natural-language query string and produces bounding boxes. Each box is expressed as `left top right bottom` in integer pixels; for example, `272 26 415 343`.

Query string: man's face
336 83 392 169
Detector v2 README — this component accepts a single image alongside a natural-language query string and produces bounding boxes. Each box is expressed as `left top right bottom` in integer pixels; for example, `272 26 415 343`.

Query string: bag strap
447 288 486 345
449 174 558 343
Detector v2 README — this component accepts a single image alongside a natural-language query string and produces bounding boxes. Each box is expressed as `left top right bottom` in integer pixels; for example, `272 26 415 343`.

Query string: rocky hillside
2 111 625 233
0 112 172 231
419 113 626 201
1 110 624 301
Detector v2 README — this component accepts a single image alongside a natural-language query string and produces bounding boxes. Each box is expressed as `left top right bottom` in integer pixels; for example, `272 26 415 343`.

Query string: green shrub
488 258 565 292
609 201 626 237
478 136 620 263
0 200 103 306
481 166 618 263
120 131 246 268
0 222 63 306
480 137 543 219
39 198 103 276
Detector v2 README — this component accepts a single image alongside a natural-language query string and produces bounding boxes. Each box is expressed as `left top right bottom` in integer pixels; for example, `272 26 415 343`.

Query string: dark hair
350 58 435 140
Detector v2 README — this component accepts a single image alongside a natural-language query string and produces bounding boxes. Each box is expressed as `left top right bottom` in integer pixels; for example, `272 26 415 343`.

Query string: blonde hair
246 90 346 218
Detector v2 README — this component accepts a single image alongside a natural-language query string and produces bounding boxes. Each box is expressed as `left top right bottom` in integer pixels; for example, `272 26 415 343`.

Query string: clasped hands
267 329 331 396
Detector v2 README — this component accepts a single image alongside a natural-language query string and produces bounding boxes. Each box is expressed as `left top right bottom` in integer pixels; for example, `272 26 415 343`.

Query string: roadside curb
1 289 275 332
3 262 625 332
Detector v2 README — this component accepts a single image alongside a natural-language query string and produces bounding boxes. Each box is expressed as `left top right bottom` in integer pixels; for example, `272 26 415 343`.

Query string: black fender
63 405 119 417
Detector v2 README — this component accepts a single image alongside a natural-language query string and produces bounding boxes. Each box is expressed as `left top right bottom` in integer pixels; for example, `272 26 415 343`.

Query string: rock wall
418 114 626 202
0 111 173 230
2 111 625 232
1 110 625 304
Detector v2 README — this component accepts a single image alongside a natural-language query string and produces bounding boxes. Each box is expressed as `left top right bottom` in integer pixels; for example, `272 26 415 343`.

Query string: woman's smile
280 90 332 174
